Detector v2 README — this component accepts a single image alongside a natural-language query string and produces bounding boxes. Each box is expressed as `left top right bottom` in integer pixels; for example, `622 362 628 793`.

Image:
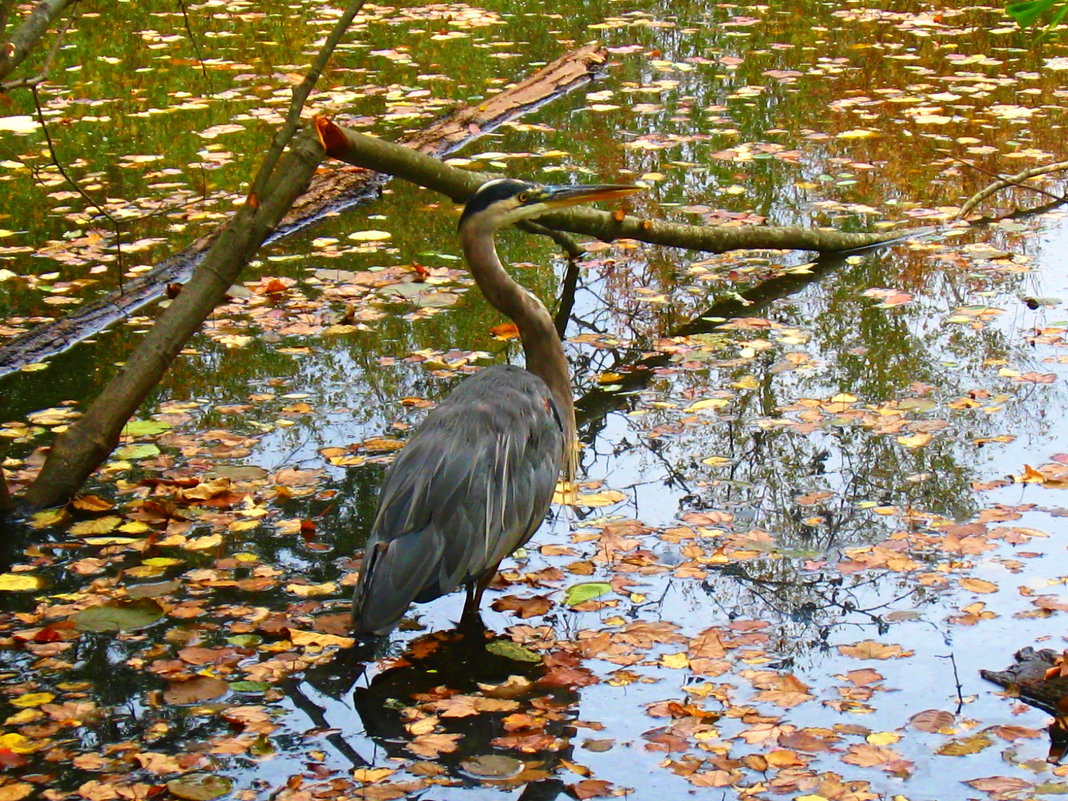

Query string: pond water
3 2 1068 800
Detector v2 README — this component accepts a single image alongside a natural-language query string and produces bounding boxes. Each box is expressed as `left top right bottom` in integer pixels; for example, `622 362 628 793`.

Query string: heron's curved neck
461 223 576 472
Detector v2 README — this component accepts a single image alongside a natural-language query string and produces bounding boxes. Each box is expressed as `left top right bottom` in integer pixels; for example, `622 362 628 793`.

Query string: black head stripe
458 179 540 229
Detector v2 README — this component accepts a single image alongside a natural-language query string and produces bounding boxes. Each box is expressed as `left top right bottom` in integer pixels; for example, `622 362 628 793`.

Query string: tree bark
0 44 607 377
315 119 904 255
0 0 76 83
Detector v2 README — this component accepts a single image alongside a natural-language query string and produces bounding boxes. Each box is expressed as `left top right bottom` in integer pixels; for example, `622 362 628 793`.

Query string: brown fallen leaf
908 709 955 733
568 779 614 799
837 640 913 660
491 594 553 618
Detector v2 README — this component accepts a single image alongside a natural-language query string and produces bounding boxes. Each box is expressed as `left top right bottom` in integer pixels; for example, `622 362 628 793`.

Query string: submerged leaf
73 599 164 632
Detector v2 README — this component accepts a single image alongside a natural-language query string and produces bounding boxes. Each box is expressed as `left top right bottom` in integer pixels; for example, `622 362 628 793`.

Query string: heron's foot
457 608 488 637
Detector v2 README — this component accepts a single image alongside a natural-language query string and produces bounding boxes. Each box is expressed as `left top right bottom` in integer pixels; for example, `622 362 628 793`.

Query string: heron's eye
517 191 530 203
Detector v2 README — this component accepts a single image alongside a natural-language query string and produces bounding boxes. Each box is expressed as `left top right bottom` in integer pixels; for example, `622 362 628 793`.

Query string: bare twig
246 1 365 204
31 84 125 288
175 0 212 90
958 159 1068 219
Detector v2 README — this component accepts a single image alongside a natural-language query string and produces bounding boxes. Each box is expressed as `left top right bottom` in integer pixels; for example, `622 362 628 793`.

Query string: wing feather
351 366 563 635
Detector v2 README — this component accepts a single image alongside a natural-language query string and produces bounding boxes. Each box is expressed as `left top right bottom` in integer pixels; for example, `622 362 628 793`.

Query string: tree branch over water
0 0 77 85
315 118 904 255
19 0 368 511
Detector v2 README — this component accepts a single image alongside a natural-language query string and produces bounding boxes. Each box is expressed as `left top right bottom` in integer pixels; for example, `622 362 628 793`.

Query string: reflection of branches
957 157 1068 219
31 84 126 287
575 253 845 435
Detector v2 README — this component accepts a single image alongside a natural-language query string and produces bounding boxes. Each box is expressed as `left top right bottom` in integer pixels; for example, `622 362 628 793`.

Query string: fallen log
0 44 608 377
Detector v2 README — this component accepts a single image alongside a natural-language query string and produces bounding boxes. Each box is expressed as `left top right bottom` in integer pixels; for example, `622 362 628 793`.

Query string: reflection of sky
7 4 1068 798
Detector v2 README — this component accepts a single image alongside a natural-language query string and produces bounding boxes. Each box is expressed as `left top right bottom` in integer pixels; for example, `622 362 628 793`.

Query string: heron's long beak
539 184 639 209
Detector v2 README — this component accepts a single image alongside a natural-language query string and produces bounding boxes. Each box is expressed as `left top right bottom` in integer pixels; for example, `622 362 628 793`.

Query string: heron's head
458 178 638 233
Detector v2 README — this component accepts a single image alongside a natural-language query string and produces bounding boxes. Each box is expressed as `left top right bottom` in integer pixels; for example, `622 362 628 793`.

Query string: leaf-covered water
3 2 1068 800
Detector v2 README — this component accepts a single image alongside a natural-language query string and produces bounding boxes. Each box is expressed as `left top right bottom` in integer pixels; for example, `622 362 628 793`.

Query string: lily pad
564 582 612 607
73 598 164 632
166 774 232 801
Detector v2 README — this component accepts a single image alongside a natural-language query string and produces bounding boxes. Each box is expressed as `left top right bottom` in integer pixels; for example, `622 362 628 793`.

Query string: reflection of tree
293 627 580 799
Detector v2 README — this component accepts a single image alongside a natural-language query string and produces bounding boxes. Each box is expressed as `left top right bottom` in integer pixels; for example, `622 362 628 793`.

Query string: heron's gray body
351 364 563 635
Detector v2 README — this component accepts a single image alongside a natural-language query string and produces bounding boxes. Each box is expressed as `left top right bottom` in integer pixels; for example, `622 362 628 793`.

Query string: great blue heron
351 178 638 636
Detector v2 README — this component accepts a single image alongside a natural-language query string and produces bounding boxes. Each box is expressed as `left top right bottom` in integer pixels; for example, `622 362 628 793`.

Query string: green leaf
564 581 612 607
228 681 270 694
122 419 172 437
114 442 160 460
1007 0 1055 26
484 639 541 663
73 599 164 632
166 774 233 801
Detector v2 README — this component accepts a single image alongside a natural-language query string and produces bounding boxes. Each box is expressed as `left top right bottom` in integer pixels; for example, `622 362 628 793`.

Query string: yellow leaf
570 490 626 508
11 692 54 708
352 768 395 783
959 577 998 594
82 536 137 546
661 652 690 669
72 495 114 512
69 516 122 536
867 731 901 746
896 433 931 449
0 732 46 753
701 456 732 466
185 534 223 550
597 372 624 384
837 129 878 139
0 782 34 801
287 629 355 650
0 573 42 592
285 582 337 597
685 398 730 413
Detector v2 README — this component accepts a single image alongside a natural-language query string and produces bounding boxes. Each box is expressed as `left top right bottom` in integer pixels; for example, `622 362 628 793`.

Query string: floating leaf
484 639 541 663
166 774 233 801
122 419 172 437
115 442 161 460
228 681 270 695
460 754 523 779
564 582 612 607
73 599 164 632
163 676 229 705
68 516 122 536
348 229 392 241
0 573 42 592
11 692 54 708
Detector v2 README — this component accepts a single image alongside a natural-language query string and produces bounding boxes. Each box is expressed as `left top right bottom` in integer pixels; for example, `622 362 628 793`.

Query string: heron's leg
459 566 499 630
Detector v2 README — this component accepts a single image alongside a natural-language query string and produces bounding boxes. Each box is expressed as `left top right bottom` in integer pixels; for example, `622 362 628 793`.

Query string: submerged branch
0 44 607 377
